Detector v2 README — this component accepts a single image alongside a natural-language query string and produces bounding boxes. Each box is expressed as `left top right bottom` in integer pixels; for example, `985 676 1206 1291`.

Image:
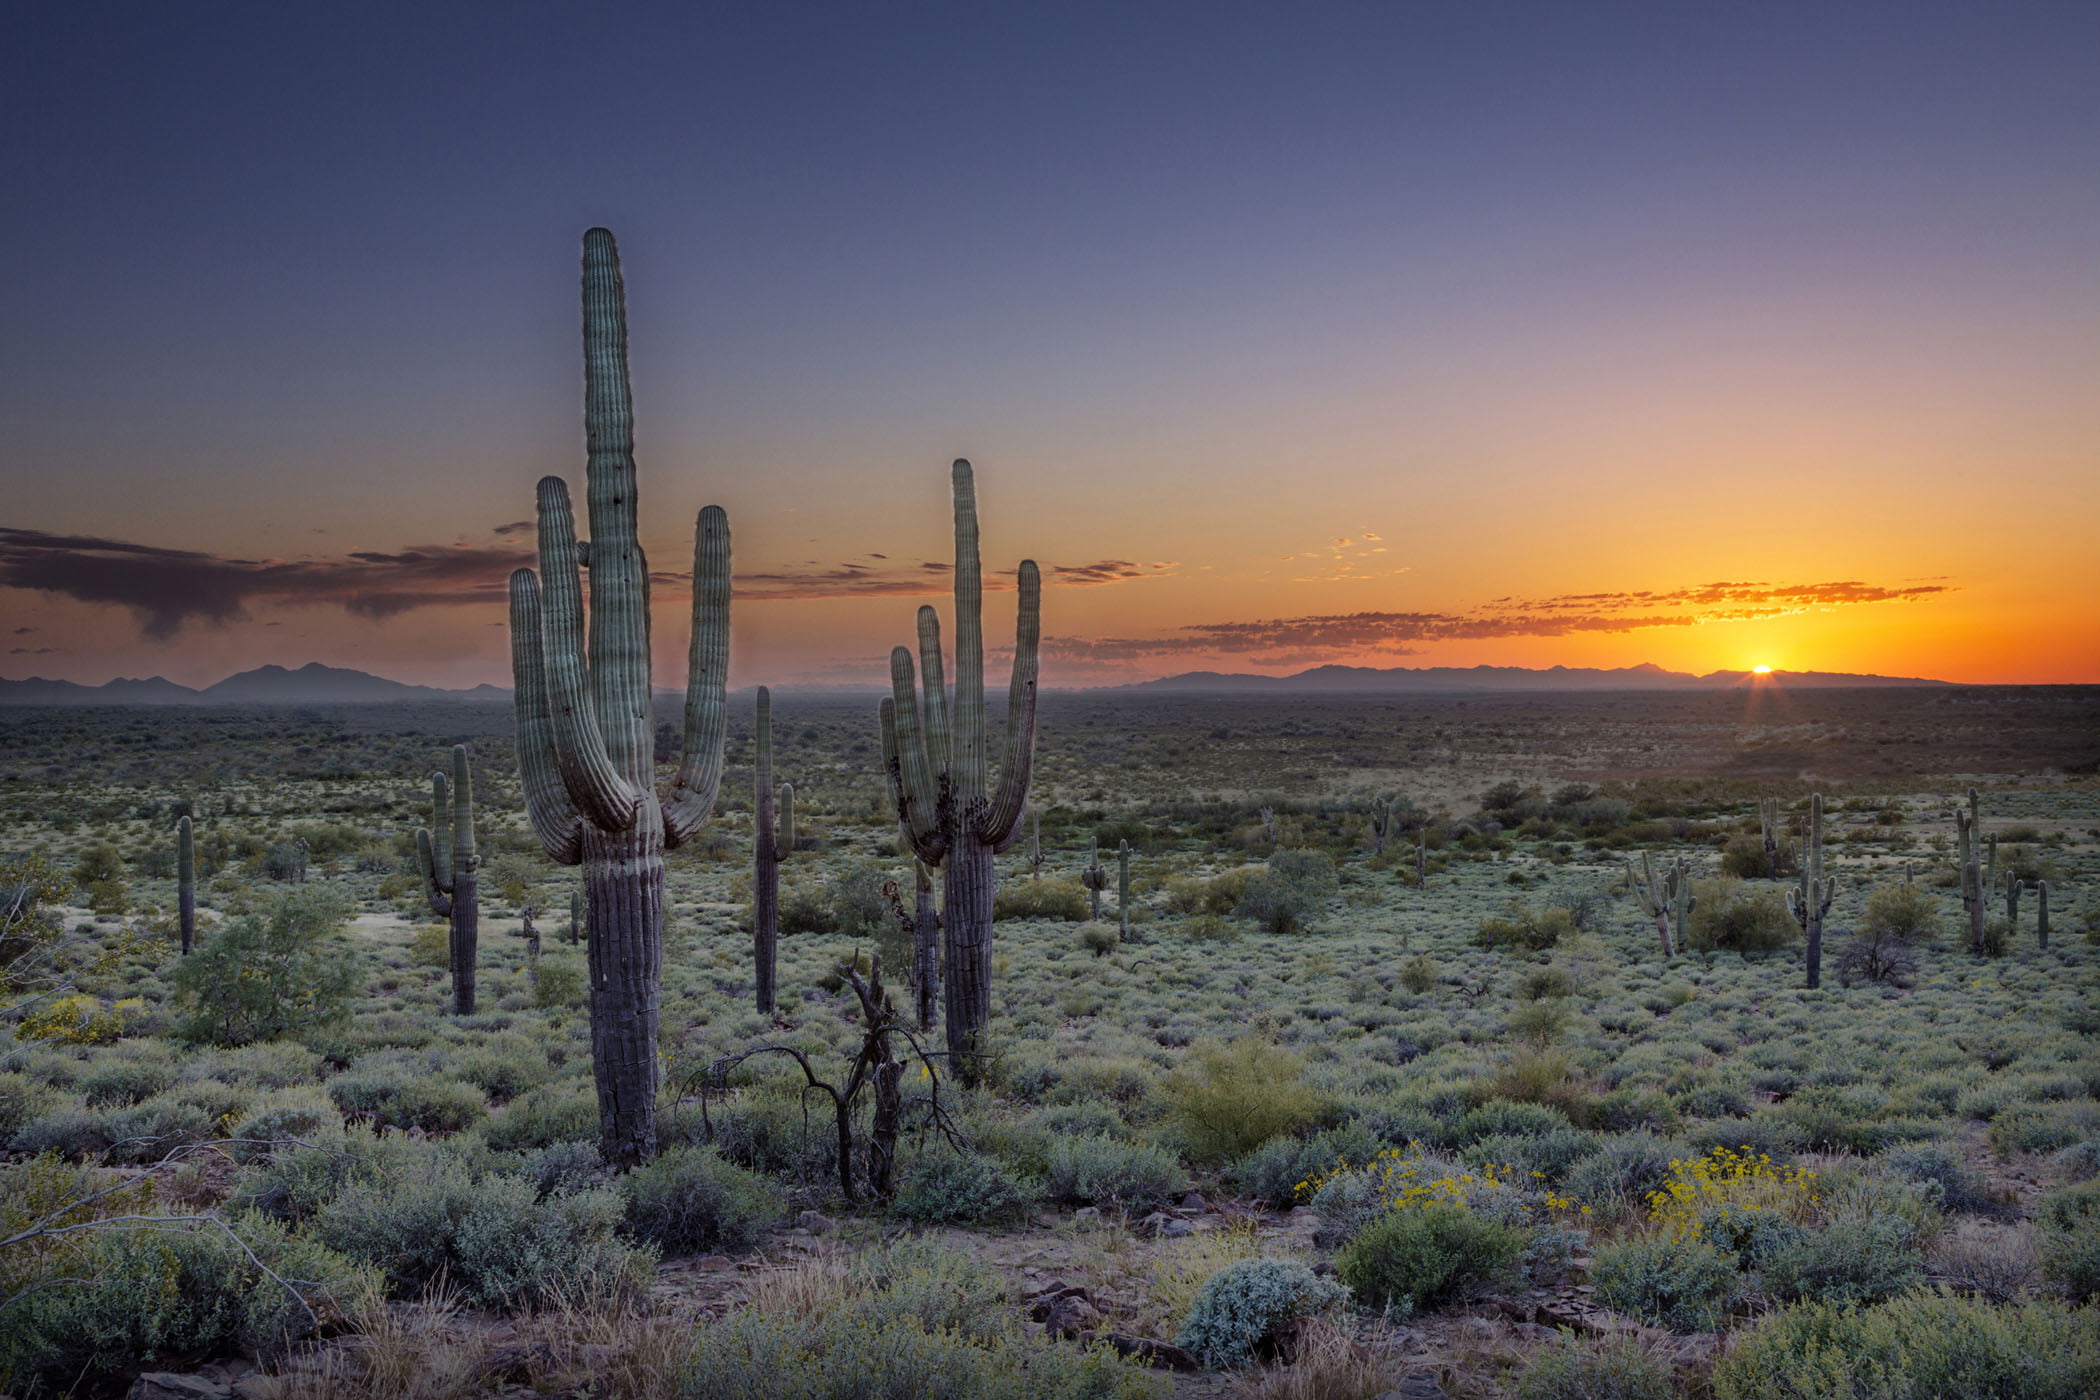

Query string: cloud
728 557 1174 601
1043 577 1955 668
0 526 529 639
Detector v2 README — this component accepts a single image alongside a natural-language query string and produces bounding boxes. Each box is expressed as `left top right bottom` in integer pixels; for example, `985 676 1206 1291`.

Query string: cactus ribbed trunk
1958 788 1988 953
912 860 940 1033
509 229 730 1170
416 745 480 1016
176 815 195 955
753 686 780 1014
1081 836 1108 919
1789 794 1835 989
879 461 1040 1081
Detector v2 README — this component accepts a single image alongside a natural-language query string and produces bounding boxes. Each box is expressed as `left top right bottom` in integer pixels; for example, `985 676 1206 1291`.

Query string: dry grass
1129 1217 1264 1336
1229 1319 1390 1400
1928 1220 2042 1303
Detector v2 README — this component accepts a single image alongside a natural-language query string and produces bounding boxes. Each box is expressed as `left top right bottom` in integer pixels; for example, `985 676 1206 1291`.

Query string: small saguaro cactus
1626 850 1692 957
508 228 732 1168
1117 838 1132 941
2001 870 2031 934
176 814 195 956
567 888 584 945
415 744 481 1016
752 686 793 1015
912 860 940 1033
1756 794 1785 872
1369 795 1395 856
519 905 542 966
1027 812 1045 879
1080 837 1110 919
1956 787 1996 953
1788 792 1837 988
879 458 1042 1073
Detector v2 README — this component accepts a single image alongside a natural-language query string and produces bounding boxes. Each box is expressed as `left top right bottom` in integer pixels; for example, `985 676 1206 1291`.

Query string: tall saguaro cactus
1956 787 1996 953
752 686 791 1014
1627 850 1692 957
1788 793 1836 988
176 815 195 956
509 228 732 1169
880 460 1041 1072
415 744 481 1016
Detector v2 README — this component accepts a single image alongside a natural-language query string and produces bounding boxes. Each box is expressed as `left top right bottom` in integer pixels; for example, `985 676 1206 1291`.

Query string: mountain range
0 659 1959 705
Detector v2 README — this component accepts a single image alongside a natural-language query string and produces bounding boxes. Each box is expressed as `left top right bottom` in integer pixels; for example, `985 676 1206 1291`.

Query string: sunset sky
5 2 2097 688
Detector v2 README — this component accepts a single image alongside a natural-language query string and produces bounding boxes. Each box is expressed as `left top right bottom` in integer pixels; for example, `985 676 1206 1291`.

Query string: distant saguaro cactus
1788 792 1836 988
1756 794 1785 873
415 744 481 1016
880 460 1041 1074
1627 850 1692 957
508 228 731 1168
1027 812 1045 879
176 814 195 956
2001 870 2031 935
1080 837 1109 919
752 686 792 1014
1368 795 1395 856
1956 787 1996 953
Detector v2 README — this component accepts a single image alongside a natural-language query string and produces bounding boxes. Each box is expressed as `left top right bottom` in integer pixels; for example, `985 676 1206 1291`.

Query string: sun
1752 664 1773 675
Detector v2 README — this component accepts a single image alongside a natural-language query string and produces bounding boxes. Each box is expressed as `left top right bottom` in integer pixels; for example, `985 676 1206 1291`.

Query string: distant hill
1126 663 1955 693
0 662 510 705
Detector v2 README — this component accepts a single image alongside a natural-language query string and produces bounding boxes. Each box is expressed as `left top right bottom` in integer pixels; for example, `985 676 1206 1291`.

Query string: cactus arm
950 459 987 804
415 827 454 917
978 558 1041 849
664 505 732 848
885 652 949 864
507 568 585 865
429 770 454 888
535 475 642 832
916 605 951 780
449 746 478 876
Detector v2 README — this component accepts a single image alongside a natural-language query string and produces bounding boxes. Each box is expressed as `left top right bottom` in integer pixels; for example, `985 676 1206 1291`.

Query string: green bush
1334 1202 1523 1312
1515 1335 1678 1400
475 1082 598 1153
1711 1290 2100 1400
1758 1215 1923 1306
76 1051 178 1107
1235 850 1337 934
1476 905 1578 952
1160 1036 1324 1164
1042 1135 1185 1212
310 1161 650 1308
1173 1258 1348 1368
1 1213 376 1390
2038 1179 2100 1302
1230 1123 1385 1208
619 1146 780 1254
170 886 363 1046
893 1149 1039 1225
994 878 1090 922
1686 878 1797 957
532 957 585 1010
1592 1236 1744 1333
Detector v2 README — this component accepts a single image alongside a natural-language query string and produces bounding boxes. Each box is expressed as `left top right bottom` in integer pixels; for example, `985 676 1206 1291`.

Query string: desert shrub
995 878 1089 922
311 1162 649 1308
1710 1290 2100 1400
1333 1201 1523 1312
16 993 146 1045
451 1041 551 1102
1591 1236 1744 1332
1515 1335 1677 1400
170 885 362 1046
1160 1036 1323 1164
1989 1105 2089 1156
619 1146 780 1254
1080 921 1119 956
1398 955 1436 993
1042 1135 1184 1212
1758 1214 1923 1306
1452 1098 1570 1145
1461 1127 1600 1183
0 1073 58 1140
76 1051 178 1108
1230 1123 1385 1208
1517 966 1577 1001
2038 1179 2100 1301
1235 850 1337 934
1719 833 1793 879
532 956 585 1009
1686 878 1797 957
1173 1258 1348 1368
517 1140 608 1197
408 921 450 967
1879 1142 1996 1215
0 1212 376 1390
1564 1133 1681 1210
475 1082 597 1153
227 1089 338 1162
1835 882 1944 985
386 1078 488 1134
893 1149 1039 1225
1476 905 1578 952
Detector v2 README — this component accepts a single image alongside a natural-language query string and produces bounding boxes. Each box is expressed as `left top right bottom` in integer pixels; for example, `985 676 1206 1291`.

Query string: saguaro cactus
1956 788 1996 953
1368 796 1393 856
911 859 940 1033
1627 850 1693 957
1788 793 1836 988
176 815 195 956
880 460 1041 1073
752 686 792 1014
1117 838 1132 940
415 744 481 1016
567 888 584 945
1027 812 1045 879
509 228 731 1168
1756 794 1785 874
1080 837 1109 919
2001 870 2031 934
